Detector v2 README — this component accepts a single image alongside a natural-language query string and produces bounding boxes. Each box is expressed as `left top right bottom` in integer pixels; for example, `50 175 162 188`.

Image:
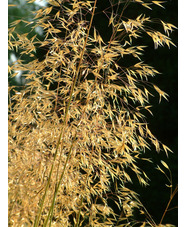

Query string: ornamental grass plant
8 0 177 226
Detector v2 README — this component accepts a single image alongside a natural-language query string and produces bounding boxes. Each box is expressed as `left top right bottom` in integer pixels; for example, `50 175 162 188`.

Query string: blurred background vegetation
8 0 178 225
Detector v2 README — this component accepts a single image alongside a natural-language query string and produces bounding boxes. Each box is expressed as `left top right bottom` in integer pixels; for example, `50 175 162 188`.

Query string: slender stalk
75 194 84 227
54 65 62 112
41 1 98 226
135 197 157 227
33 125 65 227
43 134 77 227
159 185 178 224
75 171 90 227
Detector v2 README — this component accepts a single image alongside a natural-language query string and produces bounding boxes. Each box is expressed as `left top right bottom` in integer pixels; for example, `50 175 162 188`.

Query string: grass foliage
8 0 177 226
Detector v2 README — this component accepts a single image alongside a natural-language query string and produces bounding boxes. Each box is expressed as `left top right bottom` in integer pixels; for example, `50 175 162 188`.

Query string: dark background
9 0 178 225
97 1 178 225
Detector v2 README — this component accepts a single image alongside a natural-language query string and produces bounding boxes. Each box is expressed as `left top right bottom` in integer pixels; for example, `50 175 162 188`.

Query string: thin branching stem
159 185 178 225
42 1 98 226
75 195 84 227
43 133 77 227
